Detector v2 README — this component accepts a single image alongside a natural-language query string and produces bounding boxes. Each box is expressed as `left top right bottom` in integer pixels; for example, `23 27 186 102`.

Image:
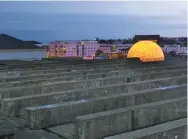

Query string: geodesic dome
127 40 164 62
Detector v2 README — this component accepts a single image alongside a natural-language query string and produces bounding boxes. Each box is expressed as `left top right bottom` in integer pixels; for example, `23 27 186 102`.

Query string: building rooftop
134 35 160 42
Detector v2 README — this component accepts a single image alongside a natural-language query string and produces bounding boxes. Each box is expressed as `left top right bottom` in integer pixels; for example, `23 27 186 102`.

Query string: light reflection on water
0 51 46 60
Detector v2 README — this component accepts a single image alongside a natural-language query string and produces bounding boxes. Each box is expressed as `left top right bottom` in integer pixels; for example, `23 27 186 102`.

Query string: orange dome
127 40 164 62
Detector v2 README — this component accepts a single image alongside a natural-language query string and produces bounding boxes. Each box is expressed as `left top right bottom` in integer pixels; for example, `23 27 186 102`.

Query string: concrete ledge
21 86 186 129
73 97 187 139
0 70 186 99
104 118 187 139
0 57 186 73
0 63 186 81
0 68 186 88
1 75 186 117
1 63 132 77
74 109 132 139
0 60 129 73
0 64 186 84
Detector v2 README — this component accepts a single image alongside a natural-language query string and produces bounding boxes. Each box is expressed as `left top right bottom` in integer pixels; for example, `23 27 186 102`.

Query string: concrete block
21 85 186 128
73 97 186 139
104 118 187 139
2 76 186 117
74 108 132 139
133 97 187 129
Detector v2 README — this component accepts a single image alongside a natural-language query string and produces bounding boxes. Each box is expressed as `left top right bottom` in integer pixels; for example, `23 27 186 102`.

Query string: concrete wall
0 64 186 83
1 71 186 99
73 97 186 139
105 118 187 139
21 85 186 129
0 68 186 88
1 75 186 117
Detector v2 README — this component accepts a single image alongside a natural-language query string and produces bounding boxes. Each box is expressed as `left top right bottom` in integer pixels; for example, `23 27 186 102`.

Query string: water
0 51 46 60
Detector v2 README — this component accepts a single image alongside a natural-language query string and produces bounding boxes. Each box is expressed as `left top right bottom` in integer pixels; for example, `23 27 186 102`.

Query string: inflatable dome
127 40 164 62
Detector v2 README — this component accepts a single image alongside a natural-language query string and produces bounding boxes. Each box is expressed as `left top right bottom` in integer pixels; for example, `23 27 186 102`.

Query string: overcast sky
0 1 187 42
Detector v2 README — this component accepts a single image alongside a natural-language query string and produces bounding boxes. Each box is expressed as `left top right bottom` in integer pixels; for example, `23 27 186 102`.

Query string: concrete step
1 75 187 117
21 85 187 129
0 68 186 88
72 97 186 139
0 117 18 139
0 70 186 99
0 64 186 83
104 118 187 139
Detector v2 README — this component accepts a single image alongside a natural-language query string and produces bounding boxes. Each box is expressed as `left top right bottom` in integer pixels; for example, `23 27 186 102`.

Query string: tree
96 37 100 41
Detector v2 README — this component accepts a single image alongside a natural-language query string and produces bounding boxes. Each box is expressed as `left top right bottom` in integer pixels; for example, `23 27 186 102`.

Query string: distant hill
23 41 41 45
0 34 41 49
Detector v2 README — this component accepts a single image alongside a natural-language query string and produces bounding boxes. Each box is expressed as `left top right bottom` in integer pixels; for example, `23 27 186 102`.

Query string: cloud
0 1 186 25
0 1 187 40
0 1 186 16
120 1 186 17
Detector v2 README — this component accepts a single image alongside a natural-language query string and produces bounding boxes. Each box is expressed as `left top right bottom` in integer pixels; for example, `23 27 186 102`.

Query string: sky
0 1 187 42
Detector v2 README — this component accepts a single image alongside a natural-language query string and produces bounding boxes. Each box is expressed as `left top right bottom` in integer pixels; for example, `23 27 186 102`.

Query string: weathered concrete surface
47 123 75 139
104 118 187 139
0 62 133 77
21 85 186 129
0 118 18 138
0 58 187 139
1 58 186 77
1 76 186 117
133 98 187 129
1 60 147 78
14 129 62 139
74 108 132 139
72 97 186 139
0 70 186 99
1 61 186 82
0 64 186 84
0 59 122 71
0 59 129 72
0 68 186 88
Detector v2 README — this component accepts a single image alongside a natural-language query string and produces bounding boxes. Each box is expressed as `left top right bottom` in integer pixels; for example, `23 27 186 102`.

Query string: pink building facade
48 40 99 57
48 40 133 57
99 43 132 53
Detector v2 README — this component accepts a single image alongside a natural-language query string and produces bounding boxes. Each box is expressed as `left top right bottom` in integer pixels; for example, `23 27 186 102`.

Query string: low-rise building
48 40 132 57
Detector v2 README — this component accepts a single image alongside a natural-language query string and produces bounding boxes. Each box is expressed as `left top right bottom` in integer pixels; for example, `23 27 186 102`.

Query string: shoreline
0 49 45 52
